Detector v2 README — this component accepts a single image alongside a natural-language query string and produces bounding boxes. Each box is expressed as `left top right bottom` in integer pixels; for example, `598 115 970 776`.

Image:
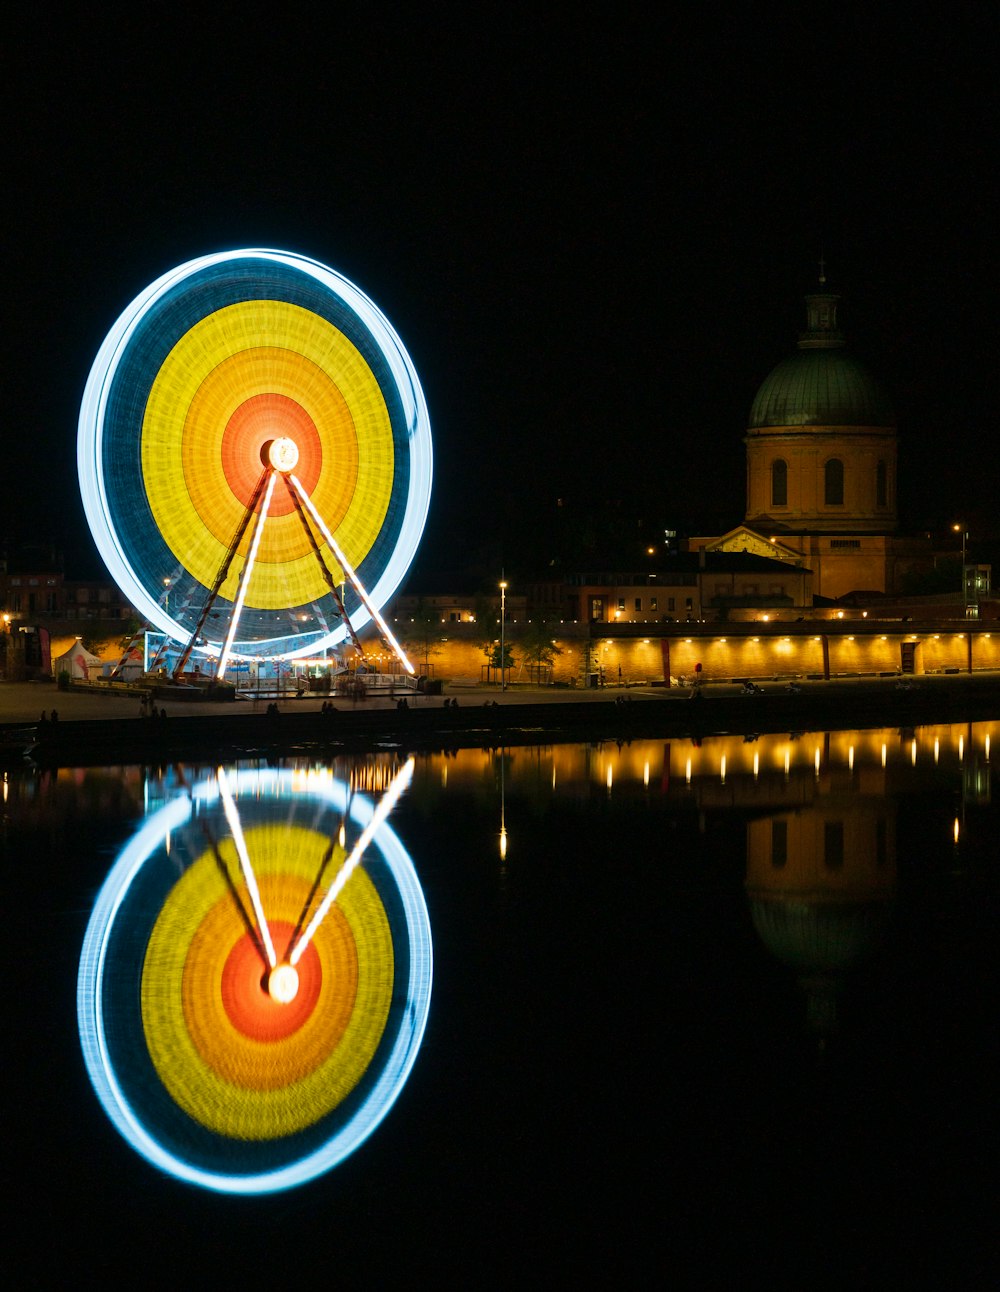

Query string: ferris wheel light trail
216 471 278 681
290 758 414 966
218 768 277 970
289 474 415 675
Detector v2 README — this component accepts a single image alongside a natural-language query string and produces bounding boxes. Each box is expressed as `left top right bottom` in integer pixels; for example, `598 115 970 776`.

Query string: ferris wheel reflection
78 759 431 1195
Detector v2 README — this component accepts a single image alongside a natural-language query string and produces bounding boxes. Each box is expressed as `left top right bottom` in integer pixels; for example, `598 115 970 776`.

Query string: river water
5 721 997 1282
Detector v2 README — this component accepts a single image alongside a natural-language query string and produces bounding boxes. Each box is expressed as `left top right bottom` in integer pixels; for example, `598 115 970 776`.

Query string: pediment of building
704 526 802 563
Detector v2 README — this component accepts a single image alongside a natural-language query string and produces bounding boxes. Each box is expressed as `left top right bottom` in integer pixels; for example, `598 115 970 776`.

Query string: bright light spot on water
958 736 964 761
934 739 939 763
954 816 960 844
848 746 854 771
911 740 917 766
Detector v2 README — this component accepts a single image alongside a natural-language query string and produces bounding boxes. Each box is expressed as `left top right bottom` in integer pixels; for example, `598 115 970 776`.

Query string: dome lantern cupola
798 292 845 349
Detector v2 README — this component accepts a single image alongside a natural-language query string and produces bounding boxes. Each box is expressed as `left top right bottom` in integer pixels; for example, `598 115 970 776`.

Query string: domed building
696 274 933 601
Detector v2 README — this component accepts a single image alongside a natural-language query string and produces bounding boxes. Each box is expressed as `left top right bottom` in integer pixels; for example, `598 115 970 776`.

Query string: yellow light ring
185 354 357 529
180 881 358 1091
141 301 393 609
142 824 394 1140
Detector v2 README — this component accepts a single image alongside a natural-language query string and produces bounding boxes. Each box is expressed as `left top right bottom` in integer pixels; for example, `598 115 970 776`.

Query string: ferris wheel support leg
288 474 416 675
283 476 368 662
109 630 145 681
215 472 278 681
172 467 271 682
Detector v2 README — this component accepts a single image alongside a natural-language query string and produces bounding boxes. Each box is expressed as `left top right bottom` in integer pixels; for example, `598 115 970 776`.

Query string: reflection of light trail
290 758 414 966
218 767 277 969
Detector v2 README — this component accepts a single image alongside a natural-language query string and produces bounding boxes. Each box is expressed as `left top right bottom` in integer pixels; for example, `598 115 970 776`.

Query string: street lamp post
953 524 968 616
499 579 507 692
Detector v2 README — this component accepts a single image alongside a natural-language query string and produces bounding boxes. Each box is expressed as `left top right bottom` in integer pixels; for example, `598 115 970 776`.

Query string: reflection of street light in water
498 747 507 861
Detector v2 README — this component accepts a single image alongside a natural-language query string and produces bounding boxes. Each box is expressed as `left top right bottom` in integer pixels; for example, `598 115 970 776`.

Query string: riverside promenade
3 672 1000 767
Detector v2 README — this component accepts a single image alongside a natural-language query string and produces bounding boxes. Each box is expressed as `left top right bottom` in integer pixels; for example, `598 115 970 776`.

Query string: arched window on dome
876 459 887 508
825 458 844 506
771 458 787 507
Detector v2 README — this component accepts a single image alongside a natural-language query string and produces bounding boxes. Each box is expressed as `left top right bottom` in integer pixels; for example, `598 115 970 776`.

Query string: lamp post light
499 579 507 691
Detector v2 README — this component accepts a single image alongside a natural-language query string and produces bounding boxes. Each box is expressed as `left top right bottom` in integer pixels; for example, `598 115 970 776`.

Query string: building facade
736 283 934 599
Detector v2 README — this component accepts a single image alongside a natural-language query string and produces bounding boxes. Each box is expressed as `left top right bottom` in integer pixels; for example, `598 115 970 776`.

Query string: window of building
685 597 693 612
634 598 642 612
590 597 605 621
667 597 674 612
617 598 625 612
650 597 658 611
830 539 861 549
771 458 787 507
824 458 844 505
876 459 887 507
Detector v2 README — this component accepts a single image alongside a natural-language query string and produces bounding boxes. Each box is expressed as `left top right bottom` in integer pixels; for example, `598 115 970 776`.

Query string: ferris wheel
78 250 432 676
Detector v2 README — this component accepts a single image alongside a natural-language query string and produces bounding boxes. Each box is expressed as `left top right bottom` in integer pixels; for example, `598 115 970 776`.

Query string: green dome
749 348 895 430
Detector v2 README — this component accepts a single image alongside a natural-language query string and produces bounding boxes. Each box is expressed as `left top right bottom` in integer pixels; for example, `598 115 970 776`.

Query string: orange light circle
221 395 323 516
220 920 323 1044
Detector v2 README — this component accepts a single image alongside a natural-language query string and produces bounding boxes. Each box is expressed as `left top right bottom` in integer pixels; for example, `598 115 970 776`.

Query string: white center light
268 437 299 473
268 963 300 1003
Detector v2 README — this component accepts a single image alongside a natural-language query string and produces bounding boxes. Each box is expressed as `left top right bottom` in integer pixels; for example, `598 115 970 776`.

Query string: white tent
53 642 103 679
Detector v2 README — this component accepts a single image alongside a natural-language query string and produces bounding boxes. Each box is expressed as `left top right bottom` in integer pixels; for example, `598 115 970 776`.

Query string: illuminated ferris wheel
78 250 432 677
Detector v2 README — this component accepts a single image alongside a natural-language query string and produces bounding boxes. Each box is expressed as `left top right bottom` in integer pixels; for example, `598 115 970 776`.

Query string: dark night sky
4 10 998 580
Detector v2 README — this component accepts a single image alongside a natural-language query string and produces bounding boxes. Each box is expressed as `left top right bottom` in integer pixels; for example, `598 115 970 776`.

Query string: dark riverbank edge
6 674 1000 767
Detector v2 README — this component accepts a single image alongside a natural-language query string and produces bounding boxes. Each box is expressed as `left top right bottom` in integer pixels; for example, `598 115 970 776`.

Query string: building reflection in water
77 762 432 1195
409 721 995 1042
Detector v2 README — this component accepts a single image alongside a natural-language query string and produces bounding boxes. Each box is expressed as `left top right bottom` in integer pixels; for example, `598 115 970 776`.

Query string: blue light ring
78 251 432 656
99 269 408 632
